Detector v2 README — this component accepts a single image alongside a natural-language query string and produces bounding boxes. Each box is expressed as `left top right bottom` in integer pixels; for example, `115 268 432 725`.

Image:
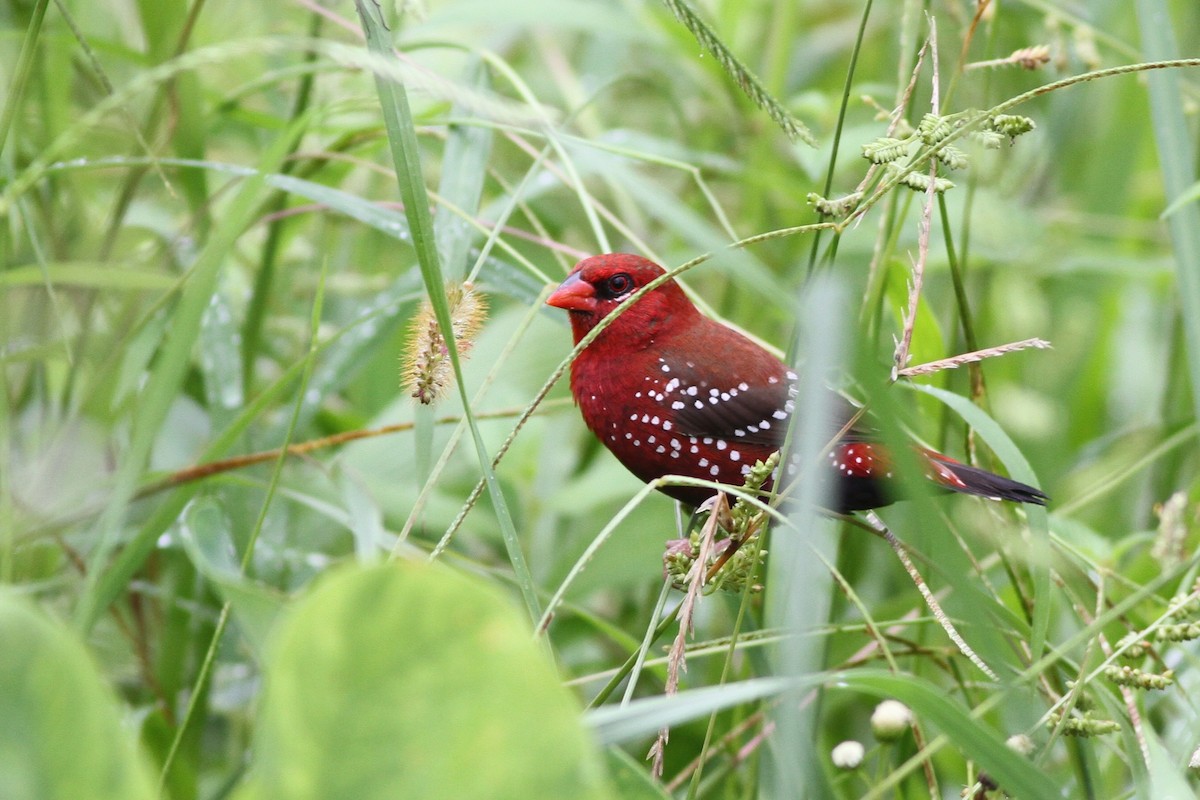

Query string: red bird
547 254 1047 513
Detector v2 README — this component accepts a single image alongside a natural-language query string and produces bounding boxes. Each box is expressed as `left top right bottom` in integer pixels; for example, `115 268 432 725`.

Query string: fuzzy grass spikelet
1156 621 1200 642
403 282 488 404
989 114 1037 139
891 163 955 193
1103 665 1174 691
807 191 863 218
861 137 908 164
1116 634 1152 660
917 112 958 145
1050 711 1121 737
937 144 969 170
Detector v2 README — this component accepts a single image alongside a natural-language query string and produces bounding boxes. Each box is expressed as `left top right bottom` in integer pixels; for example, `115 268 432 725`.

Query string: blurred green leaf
242 561 611 799
0 263 175 290
604 747 671 800
179 500 286 657
0 591 156 800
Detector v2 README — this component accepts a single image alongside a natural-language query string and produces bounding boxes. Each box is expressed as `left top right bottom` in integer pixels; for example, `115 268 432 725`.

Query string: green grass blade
907 382 1052 662
435 57 494 277
765 275 848 796
0 0 49 157
355 0 541 620
1136 1 1200 435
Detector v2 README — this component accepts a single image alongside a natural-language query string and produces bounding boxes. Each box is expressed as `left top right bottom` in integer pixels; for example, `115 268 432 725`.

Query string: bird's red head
546 254 699 347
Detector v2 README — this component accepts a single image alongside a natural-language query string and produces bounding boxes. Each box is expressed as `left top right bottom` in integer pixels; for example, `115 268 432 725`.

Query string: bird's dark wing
656 348 863 448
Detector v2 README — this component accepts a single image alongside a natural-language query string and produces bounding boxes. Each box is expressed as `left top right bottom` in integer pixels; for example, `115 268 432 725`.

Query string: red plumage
547 254 1047 513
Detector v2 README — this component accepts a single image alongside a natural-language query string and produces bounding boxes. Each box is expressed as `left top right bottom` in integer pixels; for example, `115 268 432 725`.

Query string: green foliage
0 591 156 800
4 0 1200 797
240 561 610 799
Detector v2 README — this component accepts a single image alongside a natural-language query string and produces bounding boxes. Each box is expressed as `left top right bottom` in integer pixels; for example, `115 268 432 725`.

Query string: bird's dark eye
600 273 634 299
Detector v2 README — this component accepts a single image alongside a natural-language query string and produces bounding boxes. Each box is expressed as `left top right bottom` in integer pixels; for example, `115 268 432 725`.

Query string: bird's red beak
546 272 597 312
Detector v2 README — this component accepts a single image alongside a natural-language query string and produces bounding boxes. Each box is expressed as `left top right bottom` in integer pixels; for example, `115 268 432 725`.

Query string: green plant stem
589 604 683 708
805 0 875 277
241 9 323 395
0 0 50 158
937 193 983 400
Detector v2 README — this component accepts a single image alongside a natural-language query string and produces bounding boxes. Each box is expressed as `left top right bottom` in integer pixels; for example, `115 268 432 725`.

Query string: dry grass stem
865 512 999 681
649 493 726 776
966 45 1052 72
892 17 940 380
897 338 1052 377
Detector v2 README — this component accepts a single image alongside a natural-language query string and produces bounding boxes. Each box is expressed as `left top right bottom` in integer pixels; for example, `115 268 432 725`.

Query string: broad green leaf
244 562 610 799
0 591 156 800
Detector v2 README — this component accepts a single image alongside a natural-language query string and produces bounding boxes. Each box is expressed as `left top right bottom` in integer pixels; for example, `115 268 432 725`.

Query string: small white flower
1006 733 1035 756
831 740 864 770
871 699 913 742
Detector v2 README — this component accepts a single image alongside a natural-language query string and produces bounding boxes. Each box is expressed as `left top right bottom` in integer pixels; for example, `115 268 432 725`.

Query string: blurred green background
3 0 1200 797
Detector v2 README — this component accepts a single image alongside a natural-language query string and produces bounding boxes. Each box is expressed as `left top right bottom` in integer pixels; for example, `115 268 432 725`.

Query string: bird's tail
924 452 1048 506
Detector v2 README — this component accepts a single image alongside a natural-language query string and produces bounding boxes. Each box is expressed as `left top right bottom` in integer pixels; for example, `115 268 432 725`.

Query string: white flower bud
831 740 865 770
870 699 913 742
